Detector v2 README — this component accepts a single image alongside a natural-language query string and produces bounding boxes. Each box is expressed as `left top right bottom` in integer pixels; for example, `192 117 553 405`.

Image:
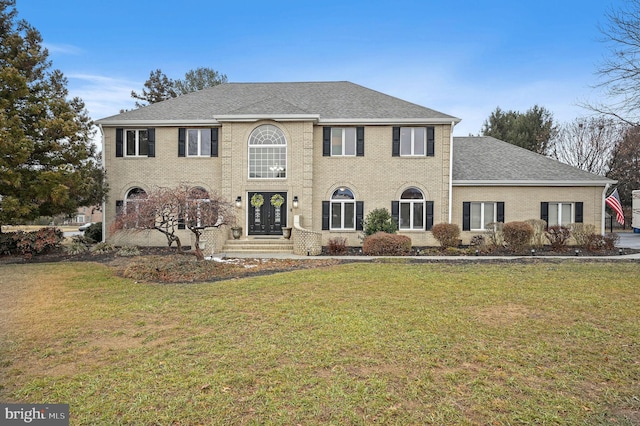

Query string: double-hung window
400 127 426 156
547 203 573 226
470 202 497 230
331 128 356 156
126 130 149 157
187 129 212 157
330 188 355 230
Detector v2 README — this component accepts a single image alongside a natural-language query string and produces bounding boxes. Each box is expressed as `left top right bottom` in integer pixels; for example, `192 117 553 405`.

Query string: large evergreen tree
0 0 106 227
481 105 557 155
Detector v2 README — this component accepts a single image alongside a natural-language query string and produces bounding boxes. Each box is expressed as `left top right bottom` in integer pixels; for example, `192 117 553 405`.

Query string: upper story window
331 187 356 230
399 188 425 230
332 128 356 156
392 126 435 157
248 125 287 179
323 127 364 156
188 129 212 157
126 129 149 156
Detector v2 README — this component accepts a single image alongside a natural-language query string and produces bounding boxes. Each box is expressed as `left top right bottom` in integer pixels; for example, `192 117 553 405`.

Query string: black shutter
356 201 364 231
115 200 124 216
426 126 435 157
463 202 471 231
575 202 583 223
497 202 505 223
323 127 331 156
178 128 186 157
391 201 399 226
426 201 434 230
541 202 549 224
147 128 155 157
392 127 400 156
322 201 330 230
116 128 123 157
211 128 219 157
356 127 365 156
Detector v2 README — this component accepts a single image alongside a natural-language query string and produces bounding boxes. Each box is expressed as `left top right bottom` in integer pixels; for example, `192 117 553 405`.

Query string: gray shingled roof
452 136 614 185
97 81 460 124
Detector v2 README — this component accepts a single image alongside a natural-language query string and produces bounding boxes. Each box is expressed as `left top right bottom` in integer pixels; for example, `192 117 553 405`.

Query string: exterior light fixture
531 249 535 256
293 196 299 209
235 196 242 208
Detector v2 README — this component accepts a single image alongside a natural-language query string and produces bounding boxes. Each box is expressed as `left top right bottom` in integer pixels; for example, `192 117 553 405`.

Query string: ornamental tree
0 0 106 228
112 184 235 260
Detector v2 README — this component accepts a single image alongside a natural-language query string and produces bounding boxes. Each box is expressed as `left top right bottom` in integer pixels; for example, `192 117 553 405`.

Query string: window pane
331 128 343 156
344 202 355 229
561 203 572 225
549 203 559 227
414 202 424 228
400 202 411 229
201 129 211 156
401 188 423 199
484 203 495 227
126 130 136 155
344 128 356 156
471 203 482 229
413 127 425 156
188 129 199 156
400 127 412 156
138 130 149 156
331 203 342 229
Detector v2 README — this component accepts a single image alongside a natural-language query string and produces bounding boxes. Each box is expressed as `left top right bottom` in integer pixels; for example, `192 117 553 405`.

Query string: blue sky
15 0 622 136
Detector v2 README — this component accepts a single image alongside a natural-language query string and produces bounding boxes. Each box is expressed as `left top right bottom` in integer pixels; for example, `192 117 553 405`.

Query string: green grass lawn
1 261 639 425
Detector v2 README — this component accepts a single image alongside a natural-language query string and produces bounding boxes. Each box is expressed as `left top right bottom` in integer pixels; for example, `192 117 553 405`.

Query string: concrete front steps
221 238 294 254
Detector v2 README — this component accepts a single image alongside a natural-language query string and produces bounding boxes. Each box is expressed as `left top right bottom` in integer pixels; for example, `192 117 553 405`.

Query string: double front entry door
248 192 287 236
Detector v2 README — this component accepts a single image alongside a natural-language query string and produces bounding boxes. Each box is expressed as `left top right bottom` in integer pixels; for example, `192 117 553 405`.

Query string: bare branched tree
550 117 627 175
590 0 640 125
112 184 235 260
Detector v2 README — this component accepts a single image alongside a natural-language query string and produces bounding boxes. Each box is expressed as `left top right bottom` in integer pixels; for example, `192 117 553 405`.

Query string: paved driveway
617 232 640 249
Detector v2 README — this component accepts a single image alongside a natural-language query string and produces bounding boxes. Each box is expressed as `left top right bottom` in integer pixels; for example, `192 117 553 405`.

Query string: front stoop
221 238 294 254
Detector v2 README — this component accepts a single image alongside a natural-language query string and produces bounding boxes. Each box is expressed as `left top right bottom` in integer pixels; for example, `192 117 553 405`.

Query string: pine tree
0 0 106 227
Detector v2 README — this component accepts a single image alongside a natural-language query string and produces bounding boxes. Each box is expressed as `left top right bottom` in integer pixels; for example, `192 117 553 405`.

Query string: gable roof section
96 81 460 126
452 136 614 186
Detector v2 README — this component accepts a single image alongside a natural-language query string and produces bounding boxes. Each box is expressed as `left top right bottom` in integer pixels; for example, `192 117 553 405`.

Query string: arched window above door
248 125 287 179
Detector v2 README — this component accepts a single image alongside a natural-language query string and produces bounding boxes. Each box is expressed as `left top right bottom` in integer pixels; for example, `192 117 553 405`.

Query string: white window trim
470 202 497 231
125 129 148 157
548 202 574 227
331 127 356 157
330 199 356 231
399 200 426 230
400 127 426 157
186 129 210 157
248 125 288 179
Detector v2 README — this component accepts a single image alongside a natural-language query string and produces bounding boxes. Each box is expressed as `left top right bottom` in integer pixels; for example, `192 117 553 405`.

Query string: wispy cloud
66 73 139 120
43 42 83 55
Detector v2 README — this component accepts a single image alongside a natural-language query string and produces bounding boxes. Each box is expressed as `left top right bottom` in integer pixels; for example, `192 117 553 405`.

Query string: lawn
1 260 639 425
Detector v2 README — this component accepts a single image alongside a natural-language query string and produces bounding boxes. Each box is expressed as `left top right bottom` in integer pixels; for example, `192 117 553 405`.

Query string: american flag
605 188 625 225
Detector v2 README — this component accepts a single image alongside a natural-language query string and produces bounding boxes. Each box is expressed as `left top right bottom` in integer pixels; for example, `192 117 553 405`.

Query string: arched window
331 187 355 230
185 187 214 228
125 187 147 213
248 124 287 179
399 187 425 230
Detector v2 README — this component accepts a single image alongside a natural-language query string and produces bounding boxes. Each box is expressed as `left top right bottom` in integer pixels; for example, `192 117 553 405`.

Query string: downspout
448 121 455 223
601 183 610 235
98 123 106 243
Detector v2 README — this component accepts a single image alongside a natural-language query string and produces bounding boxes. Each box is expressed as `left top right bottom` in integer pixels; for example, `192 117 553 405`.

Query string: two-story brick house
96 81 614 255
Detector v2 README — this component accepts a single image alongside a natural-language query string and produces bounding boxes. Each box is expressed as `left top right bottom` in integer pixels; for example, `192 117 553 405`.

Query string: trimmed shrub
525 219 547 249
84 222 102 242
545 225 571 251
431 223 460 248
13 227 64 258
502 221 534 252
362 232 412 256
570 223 597 249
484 222 504 248
362 208 397 237
327 237 348 255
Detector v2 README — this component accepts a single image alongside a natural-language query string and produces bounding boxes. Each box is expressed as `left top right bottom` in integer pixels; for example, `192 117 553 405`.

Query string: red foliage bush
362 232 412 256
327 237 348 255
431 223 461 248
12 227 64 258
502 221 533 252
